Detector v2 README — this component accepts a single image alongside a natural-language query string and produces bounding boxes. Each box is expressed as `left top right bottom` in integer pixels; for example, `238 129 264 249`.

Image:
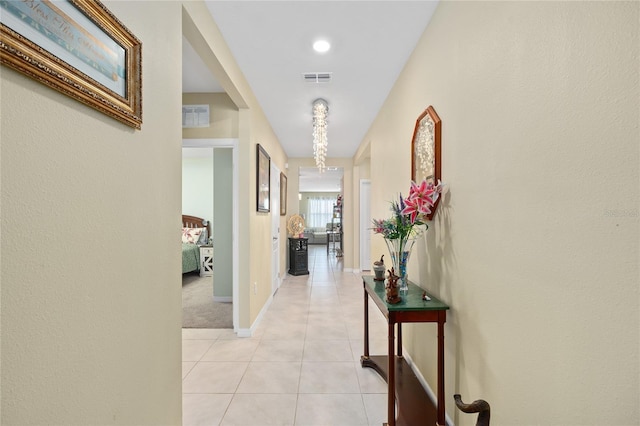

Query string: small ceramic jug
373 255 385 281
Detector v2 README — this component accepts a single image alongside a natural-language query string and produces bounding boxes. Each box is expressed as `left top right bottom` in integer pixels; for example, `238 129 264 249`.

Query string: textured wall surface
182 93 238 140
363 2 639 424
1 2 183 424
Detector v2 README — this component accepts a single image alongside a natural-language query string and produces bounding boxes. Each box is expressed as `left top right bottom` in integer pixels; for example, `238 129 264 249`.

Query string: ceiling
182 1 439 190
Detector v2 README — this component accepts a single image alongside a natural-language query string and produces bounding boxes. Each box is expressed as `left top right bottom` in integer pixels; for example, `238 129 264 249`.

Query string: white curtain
307 196 336 228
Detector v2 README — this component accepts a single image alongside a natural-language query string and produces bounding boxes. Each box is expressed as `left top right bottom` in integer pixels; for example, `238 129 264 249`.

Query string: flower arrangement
371 179 444 240
372 179 444 290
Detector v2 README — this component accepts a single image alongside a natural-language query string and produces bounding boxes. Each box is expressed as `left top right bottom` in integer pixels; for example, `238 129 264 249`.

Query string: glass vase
384 237 416 292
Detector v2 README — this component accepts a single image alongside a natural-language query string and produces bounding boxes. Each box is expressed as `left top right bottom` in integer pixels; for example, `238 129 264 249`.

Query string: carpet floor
182 272 232 329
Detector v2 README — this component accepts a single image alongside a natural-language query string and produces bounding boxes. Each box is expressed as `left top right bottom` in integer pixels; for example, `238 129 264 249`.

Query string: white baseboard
403 348 455 426
213 296 232 302
236 291 274 338
236 328 251 338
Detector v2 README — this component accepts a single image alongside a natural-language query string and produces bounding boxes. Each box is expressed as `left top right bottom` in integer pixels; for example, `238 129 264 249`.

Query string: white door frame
182 138 239 330
359 179 371 271
270 163 281 295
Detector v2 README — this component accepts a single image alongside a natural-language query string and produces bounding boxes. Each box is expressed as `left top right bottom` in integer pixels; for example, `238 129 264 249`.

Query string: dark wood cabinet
288 237 309 276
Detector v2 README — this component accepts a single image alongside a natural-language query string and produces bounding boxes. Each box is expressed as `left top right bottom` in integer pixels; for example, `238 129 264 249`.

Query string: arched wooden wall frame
410 105 441 221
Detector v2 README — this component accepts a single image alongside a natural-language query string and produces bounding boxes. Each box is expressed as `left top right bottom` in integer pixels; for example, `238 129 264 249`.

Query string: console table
360 275 449 426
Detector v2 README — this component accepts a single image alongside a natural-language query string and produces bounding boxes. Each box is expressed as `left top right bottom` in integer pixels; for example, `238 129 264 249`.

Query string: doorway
271 163 281 295
359 179 371 270
182 138 239 330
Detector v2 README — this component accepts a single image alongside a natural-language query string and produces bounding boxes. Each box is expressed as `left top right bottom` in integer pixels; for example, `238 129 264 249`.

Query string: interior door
360 179 371 270
271 163 281 294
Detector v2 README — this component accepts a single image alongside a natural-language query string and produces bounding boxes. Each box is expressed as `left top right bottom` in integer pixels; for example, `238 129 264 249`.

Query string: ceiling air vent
303 72 332 84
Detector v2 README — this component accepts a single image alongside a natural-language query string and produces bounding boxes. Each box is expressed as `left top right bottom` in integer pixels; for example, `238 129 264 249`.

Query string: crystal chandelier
312 99 328 171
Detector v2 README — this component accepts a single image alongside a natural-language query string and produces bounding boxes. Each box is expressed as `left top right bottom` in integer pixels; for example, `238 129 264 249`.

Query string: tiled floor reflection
182 245 390 426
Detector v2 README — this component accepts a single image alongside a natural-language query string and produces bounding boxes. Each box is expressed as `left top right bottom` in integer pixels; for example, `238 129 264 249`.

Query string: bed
182 214 211 274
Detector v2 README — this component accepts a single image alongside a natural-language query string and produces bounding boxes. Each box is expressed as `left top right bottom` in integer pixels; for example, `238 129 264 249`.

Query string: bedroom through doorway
181 143 236 329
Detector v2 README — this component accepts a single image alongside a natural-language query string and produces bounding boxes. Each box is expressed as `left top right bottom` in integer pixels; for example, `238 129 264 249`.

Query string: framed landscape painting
0 0 142 129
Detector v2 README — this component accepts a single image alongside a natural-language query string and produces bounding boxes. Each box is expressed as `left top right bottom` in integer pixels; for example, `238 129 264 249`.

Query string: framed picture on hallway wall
411 105 441 221
280 172 287 216
0 0 142 129
256 144 270 212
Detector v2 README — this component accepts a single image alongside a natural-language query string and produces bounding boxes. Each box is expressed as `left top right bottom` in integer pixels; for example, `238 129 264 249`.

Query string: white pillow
182 227 203 244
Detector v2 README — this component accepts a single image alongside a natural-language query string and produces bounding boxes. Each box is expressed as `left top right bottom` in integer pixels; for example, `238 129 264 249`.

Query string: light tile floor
182 245 391 426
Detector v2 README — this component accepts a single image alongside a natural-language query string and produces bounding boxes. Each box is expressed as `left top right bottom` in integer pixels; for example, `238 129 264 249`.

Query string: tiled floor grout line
183 245 386 425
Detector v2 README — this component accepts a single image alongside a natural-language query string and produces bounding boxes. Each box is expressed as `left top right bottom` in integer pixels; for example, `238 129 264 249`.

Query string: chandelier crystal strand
312 99 328 172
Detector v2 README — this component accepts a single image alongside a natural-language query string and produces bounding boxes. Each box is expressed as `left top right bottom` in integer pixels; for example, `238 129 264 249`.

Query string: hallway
182 245 390 425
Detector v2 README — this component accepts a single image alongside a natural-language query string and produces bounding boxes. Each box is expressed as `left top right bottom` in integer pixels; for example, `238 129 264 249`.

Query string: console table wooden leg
388 321 396 426
437 315 445 426
363 290 369 358
397 323 403 358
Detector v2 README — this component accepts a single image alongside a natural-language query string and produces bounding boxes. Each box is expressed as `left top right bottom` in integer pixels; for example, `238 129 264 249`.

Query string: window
306 196 336 228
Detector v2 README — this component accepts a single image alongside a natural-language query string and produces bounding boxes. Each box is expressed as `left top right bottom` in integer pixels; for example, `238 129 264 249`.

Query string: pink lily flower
401 195 431 224
408 179 436 210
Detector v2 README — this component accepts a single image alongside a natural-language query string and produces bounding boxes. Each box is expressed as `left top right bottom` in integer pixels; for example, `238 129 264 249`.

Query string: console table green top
362 275 449 312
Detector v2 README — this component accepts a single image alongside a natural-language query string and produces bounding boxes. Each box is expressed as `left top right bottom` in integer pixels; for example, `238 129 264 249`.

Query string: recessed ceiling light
313 40 331 53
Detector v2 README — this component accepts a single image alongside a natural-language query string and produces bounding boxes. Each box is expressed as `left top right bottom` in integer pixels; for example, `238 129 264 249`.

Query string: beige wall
0 2 183 424
360 2 639 424
182 92 238 139
246 109 288 325
1 2 294 422
182 2 288 329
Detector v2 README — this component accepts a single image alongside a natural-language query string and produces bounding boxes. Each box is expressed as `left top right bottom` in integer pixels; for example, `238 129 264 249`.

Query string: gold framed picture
0 0 142 129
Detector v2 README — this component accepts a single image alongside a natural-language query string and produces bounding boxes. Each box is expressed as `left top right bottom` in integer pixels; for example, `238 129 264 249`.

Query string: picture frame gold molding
0 0 142 129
